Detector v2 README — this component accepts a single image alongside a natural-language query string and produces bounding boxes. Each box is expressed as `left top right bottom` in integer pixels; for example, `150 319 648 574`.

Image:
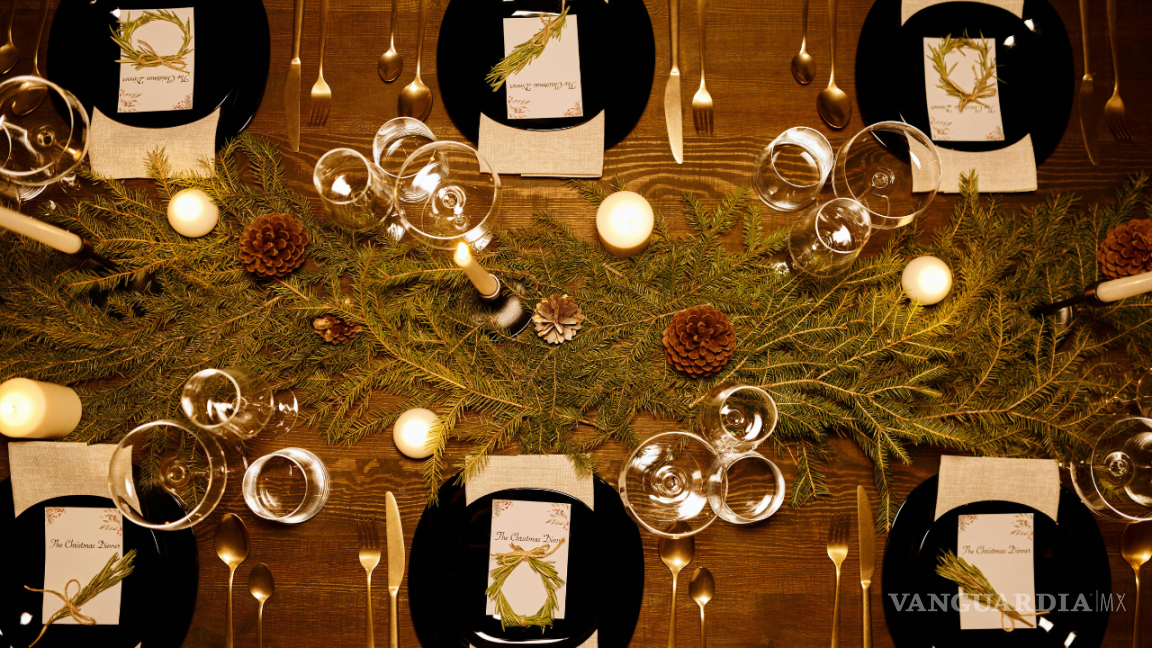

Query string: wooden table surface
2 0 1152 645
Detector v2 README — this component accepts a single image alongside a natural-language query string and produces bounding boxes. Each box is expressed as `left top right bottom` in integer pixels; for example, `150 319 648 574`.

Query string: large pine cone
239 213 309 278
662 305 737 378
1097 219 1152 279
313 314 361 344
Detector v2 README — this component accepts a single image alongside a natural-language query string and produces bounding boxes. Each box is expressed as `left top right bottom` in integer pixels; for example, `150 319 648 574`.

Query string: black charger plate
883 477 1110 648
0 479 198 648
45 0 270 148
409 475 644 648
437 0 655 148
856 0 1073 164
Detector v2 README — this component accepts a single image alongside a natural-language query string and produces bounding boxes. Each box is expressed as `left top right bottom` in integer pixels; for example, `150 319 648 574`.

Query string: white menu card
486 499 572 618
502 16 584 120
42 507 124 624
957 512 1036 630
116 8 196 113
922 36 1006 142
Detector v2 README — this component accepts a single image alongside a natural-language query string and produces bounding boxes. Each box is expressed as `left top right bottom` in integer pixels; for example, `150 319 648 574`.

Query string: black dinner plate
856 0 1074 164
883 476 1110 648
409 475 644 648
0 479 199 648
437 0 655 148
45 0 270 148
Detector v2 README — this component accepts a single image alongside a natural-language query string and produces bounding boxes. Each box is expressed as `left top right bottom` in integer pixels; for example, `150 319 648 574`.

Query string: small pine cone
239 213 309 278
532 294 585 344
662 305 737 378
1097 219 1152 279
312 315 361 344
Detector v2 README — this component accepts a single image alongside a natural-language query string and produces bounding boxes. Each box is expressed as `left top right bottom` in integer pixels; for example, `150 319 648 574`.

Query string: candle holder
471 276 532 337
1029 283 1102 323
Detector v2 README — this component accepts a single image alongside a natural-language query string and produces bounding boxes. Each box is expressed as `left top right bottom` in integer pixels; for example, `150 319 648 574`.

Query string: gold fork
308 0 332 126
826 512 849 648
690 0 713 135
1104 0 1130 141
358 519 382 648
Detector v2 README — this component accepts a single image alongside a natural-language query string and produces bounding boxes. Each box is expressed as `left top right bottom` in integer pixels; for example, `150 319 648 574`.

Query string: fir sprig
27 550 136 646
486 2 570 91
936 549 1038 629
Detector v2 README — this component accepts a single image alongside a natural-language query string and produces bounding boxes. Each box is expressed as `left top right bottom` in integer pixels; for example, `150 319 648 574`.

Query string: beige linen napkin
89 107 219 179
479 112 605 178
933 455 1061 521
465 454 597 648
903 0 1037 193
9 441 136 517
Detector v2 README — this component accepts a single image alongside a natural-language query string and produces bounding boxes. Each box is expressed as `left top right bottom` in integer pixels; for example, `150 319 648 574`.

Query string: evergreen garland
2 135 1149 532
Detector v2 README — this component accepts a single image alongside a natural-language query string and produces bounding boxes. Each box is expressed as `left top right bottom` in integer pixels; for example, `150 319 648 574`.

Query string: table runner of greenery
1 135 1149 530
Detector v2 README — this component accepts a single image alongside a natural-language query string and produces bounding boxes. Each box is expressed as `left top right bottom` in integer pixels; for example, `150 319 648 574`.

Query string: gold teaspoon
249 563 275 648
689 568 715 648
215 513 250 648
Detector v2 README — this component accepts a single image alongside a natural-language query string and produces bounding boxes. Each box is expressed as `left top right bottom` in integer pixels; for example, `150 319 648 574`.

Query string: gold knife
1077 0 1099 165
857 486 875 648
386 492 405 648
663 0 683 163
284 0 305 152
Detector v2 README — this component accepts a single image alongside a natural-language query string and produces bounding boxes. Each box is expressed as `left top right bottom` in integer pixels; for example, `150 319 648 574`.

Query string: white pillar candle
167 189 220 238
902 256 953 305
596 191 654 258
454 242 500 297
1097 271 1152 303
0 205 83 253
393 408 440 459
0 378 82 439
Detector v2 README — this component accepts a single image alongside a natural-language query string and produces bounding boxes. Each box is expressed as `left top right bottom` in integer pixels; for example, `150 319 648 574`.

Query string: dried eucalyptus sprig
25 550 137 646
927 31 1002 112
111 9 195 73
485 542 566 630
486 1 569 92
935 550 1044 631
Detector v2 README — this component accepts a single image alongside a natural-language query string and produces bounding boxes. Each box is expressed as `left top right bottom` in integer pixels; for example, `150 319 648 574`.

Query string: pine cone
532 294 585 344
238 213 309 278
662 305 737 378
312 314 361 344
1097 219 1152 279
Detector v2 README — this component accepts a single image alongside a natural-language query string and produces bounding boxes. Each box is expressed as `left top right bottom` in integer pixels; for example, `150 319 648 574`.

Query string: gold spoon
689 568 714 648
0 1 18 75
790 0 814 85
11 0 51 116
398 0 432 120
1121 521 1152 648
658 521 695 648
377 0 402 82
816 0 851 129
215 513 250 648
248 562 275 648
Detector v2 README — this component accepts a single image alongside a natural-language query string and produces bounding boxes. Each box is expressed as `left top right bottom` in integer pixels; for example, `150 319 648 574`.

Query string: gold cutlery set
214 513 279 648
826 487 876 648
664 0 714 162
659 525 715 648
1074 0 1129 165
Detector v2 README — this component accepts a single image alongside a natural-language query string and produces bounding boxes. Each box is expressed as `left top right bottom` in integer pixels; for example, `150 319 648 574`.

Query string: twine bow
127 41 190 73
998 607 1049 633
491 539 565 566
24 579 96 646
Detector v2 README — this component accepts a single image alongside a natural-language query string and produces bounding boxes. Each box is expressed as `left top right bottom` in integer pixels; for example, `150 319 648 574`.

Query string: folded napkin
903 0 1037 193
479 113 605 178
88 107 219 179
466 454 597 648
9 441 136 517
934 455 1061 521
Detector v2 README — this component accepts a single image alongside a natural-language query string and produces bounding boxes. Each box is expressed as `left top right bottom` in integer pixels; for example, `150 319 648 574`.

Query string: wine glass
313 148 403 238
753 127 833 212
788 198 872 277
698 383 778 454
1068 417 1152 521
108 419 233 530
619 431 719 538
832 121 941 230
0 76 89 190
180 367 298 442
373 117 437 204
393 141 499 251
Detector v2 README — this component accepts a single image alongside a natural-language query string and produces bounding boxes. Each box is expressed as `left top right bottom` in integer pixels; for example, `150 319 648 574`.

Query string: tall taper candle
454 242 500 297
1097 271 1152 303
0 378 82 439
0 205 83 254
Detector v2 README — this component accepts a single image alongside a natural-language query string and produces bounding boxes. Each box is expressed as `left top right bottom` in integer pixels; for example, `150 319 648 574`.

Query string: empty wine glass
0 76 89 188
619 431 719 538
314 148 402 238
832 121 940 230
242 447 330 523
698 383 778 454
1069 417 1152 521
108 419 232 530
394 141 499 251
181 367 298 441
373 117 437 204
788 198 872 277
753 127 833 212
706 451 786 525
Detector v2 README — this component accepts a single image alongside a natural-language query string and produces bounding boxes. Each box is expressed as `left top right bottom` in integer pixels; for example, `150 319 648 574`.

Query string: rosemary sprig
935 550 1034 628
926 31 1002 112
26 550 137 646
486 1 570 92
485 543 566 630
111 10 195 73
